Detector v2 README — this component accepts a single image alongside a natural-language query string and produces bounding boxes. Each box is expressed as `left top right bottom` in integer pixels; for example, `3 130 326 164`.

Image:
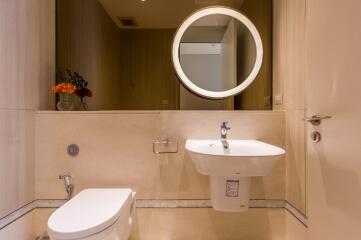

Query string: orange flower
52 83 76 94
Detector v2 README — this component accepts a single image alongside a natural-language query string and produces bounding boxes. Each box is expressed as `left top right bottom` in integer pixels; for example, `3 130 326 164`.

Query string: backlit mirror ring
172 6 263 99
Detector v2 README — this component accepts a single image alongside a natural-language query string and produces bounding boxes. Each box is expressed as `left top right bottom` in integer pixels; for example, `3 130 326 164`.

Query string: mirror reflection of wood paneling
57 0 179 110
56 0 122 110
118 29 180 110
235 0 273 110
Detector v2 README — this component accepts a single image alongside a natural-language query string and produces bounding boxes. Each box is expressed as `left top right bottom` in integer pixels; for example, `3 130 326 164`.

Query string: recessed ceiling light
141 0 146 2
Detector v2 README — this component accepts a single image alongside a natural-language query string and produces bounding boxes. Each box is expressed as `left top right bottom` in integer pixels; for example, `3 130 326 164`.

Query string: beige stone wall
33 110 286 239
0 0 55 238
273 0 307 214
0 0 55 221
34 111 285 200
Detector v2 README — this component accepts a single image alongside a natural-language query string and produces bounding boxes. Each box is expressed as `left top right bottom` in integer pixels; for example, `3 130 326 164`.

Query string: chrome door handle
303 115 332 126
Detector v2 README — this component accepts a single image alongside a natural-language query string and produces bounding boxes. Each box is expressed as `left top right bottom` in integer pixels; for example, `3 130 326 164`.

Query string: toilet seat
48 189 133 240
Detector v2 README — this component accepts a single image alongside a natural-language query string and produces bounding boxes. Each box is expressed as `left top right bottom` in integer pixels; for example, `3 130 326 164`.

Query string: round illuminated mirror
172 7 263 99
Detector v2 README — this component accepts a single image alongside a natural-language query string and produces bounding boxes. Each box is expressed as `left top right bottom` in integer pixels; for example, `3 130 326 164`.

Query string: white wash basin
186 139 285 212
186 139 285 177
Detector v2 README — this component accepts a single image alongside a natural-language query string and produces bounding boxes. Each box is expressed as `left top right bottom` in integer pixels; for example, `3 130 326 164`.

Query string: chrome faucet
59 174 74 200
221 122 231 149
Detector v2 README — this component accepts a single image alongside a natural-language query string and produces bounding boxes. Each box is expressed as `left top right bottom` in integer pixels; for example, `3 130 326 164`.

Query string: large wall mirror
56 0 272 110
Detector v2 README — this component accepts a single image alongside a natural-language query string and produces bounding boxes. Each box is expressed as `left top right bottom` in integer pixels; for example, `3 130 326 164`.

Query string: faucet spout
220 122 231 149
221 140 229 149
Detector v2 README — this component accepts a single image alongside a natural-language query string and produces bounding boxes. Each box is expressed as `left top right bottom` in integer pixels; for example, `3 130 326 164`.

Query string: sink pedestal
210 176 251 212
186 139 285 212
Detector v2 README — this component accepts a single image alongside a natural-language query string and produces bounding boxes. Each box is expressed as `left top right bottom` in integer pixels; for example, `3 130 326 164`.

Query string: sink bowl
186 139 285 212
186 139 285 177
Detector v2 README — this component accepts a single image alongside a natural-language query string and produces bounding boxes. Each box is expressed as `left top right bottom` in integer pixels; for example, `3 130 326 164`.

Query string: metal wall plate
153 139 178 154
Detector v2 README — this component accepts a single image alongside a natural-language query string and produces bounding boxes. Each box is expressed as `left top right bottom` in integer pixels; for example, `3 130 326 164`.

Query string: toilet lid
48 188 133 240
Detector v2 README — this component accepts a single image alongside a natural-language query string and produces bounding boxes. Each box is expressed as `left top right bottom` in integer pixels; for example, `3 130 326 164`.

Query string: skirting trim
0 199 307 230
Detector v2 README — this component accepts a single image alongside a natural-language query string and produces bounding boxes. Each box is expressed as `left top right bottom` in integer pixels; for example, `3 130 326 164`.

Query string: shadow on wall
317 146 361 221
284 129 306 213
157 151 210 194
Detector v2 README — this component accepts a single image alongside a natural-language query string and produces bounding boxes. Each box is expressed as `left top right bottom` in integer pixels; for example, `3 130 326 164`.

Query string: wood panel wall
118 29 180 110
235 0 273 110
56 0 122 110
56 1 179 110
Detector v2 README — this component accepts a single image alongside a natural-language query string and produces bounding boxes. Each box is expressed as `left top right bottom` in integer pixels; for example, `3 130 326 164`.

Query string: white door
306 0 361 239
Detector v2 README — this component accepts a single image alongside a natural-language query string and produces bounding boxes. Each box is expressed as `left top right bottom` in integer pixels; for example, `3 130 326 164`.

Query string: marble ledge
35 110 285 115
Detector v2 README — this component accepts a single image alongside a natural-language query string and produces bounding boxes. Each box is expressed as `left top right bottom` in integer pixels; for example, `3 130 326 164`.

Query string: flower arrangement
53 70 93 110
66 70 93 100
52 83 77 94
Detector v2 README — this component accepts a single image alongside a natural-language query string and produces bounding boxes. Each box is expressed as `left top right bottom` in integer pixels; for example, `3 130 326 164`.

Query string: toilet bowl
47 189 136 240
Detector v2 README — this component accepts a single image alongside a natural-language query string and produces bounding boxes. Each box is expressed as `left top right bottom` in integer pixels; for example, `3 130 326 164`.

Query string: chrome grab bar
153 139 178 154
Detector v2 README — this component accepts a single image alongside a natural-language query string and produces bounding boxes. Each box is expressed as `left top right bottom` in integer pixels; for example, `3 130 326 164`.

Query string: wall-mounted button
67 144 79 156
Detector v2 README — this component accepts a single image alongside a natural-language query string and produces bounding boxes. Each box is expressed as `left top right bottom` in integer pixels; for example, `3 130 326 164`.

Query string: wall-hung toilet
47 189 136 240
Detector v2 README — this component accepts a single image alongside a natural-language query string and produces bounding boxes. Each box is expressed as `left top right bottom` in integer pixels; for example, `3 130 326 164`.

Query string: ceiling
192 14 231 27
181 15 231 42
98 0 244 29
